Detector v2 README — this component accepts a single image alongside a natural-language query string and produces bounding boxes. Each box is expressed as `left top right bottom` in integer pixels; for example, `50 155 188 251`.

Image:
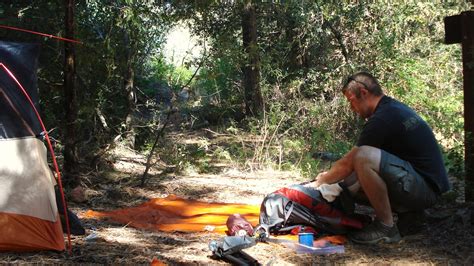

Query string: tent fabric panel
0 212 64 252
0 137 58 221
0 41 41 138
0 87 37 138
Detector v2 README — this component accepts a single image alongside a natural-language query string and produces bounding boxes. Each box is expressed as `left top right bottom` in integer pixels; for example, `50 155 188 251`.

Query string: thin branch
177 54 209 92
140 108 172 187
140 55 208 186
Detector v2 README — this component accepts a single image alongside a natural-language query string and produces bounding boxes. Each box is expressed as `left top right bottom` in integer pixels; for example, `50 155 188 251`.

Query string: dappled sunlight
0 138 57 221
77 128 473 264
2 0 472 263
100 227 151 247
0 140 26 208
112 159 146 174
0 175 13 209
159 169 305 205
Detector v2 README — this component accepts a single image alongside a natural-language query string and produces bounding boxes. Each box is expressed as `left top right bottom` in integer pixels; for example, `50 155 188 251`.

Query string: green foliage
298 153 321 178
374 2 466 176
195 56 242 106
0 1 170 154
149 56 175 83
144 54 196 95
227 1 467 178
1 1 470 182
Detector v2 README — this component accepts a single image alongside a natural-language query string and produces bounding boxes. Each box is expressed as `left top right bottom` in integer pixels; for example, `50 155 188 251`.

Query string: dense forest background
0 1 469 187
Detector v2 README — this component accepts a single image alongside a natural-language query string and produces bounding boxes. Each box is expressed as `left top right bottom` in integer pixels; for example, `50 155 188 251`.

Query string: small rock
71 186 88 203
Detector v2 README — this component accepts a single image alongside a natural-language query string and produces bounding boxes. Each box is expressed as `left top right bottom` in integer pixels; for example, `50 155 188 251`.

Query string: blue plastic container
298 232 314 247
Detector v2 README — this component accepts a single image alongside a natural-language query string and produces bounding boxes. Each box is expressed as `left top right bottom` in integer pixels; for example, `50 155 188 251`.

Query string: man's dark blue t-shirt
357 96 450 194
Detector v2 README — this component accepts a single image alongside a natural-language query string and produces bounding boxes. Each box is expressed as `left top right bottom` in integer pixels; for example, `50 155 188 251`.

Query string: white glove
317 183 343 202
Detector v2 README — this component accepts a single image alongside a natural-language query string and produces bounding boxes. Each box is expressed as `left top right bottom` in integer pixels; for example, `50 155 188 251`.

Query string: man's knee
353 146 381 171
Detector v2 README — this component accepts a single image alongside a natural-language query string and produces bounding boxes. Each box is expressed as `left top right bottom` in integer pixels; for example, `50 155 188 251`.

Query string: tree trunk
63 0 78 180
123 31 136 148
241 1 263 117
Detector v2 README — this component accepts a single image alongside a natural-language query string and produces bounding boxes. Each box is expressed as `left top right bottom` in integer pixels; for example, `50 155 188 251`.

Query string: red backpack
259 184 365 235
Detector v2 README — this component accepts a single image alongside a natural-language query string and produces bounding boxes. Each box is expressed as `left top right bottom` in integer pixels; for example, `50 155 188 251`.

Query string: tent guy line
0 25 82 44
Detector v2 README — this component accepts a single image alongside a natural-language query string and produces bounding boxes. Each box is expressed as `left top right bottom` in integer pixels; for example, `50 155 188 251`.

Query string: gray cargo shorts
379 150 439 212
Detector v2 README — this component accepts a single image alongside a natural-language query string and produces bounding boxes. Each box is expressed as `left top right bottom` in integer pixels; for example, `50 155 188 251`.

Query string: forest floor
1 128 473 265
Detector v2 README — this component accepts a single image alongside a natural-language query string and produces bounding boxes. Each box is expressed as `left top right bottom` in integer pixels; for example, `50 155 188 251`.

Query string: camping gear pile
259 184 363 235
208 183 367 264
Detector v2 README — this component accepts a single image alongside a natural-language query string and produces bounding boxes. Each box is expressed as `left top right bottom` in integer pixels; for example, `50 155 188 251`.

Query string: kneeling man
312 72 450 244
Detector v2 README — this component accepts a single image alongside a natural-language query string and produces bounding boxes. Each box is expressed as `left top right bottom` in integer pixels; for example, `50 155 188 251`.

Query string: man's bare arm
313 147 358 187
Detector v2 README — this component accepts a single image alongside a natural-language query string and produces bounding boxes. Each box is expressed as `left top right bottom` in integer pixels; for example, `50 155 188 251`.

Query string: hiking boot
349 220 401 244
397 210 425 236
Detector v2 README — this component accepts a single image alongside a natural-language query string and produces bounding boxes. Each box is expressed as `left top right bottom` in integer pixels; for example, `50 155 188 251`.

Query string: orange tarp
84 195 260 234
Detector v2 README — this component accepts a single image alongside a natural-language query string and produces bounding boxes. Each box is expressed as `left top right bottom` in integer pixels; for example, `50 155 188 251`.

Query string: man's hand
311 147 357 188
311 171 328 188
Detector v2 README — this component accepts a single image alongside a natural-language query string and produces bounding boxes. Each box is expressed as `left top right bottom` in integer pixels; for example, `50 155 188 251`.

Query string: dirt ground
1 129 473 265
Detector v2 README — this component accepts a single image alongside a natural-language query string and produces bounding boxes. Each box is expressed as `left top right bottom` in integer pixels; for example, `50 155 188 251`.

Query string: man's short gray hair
342 72 383 97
